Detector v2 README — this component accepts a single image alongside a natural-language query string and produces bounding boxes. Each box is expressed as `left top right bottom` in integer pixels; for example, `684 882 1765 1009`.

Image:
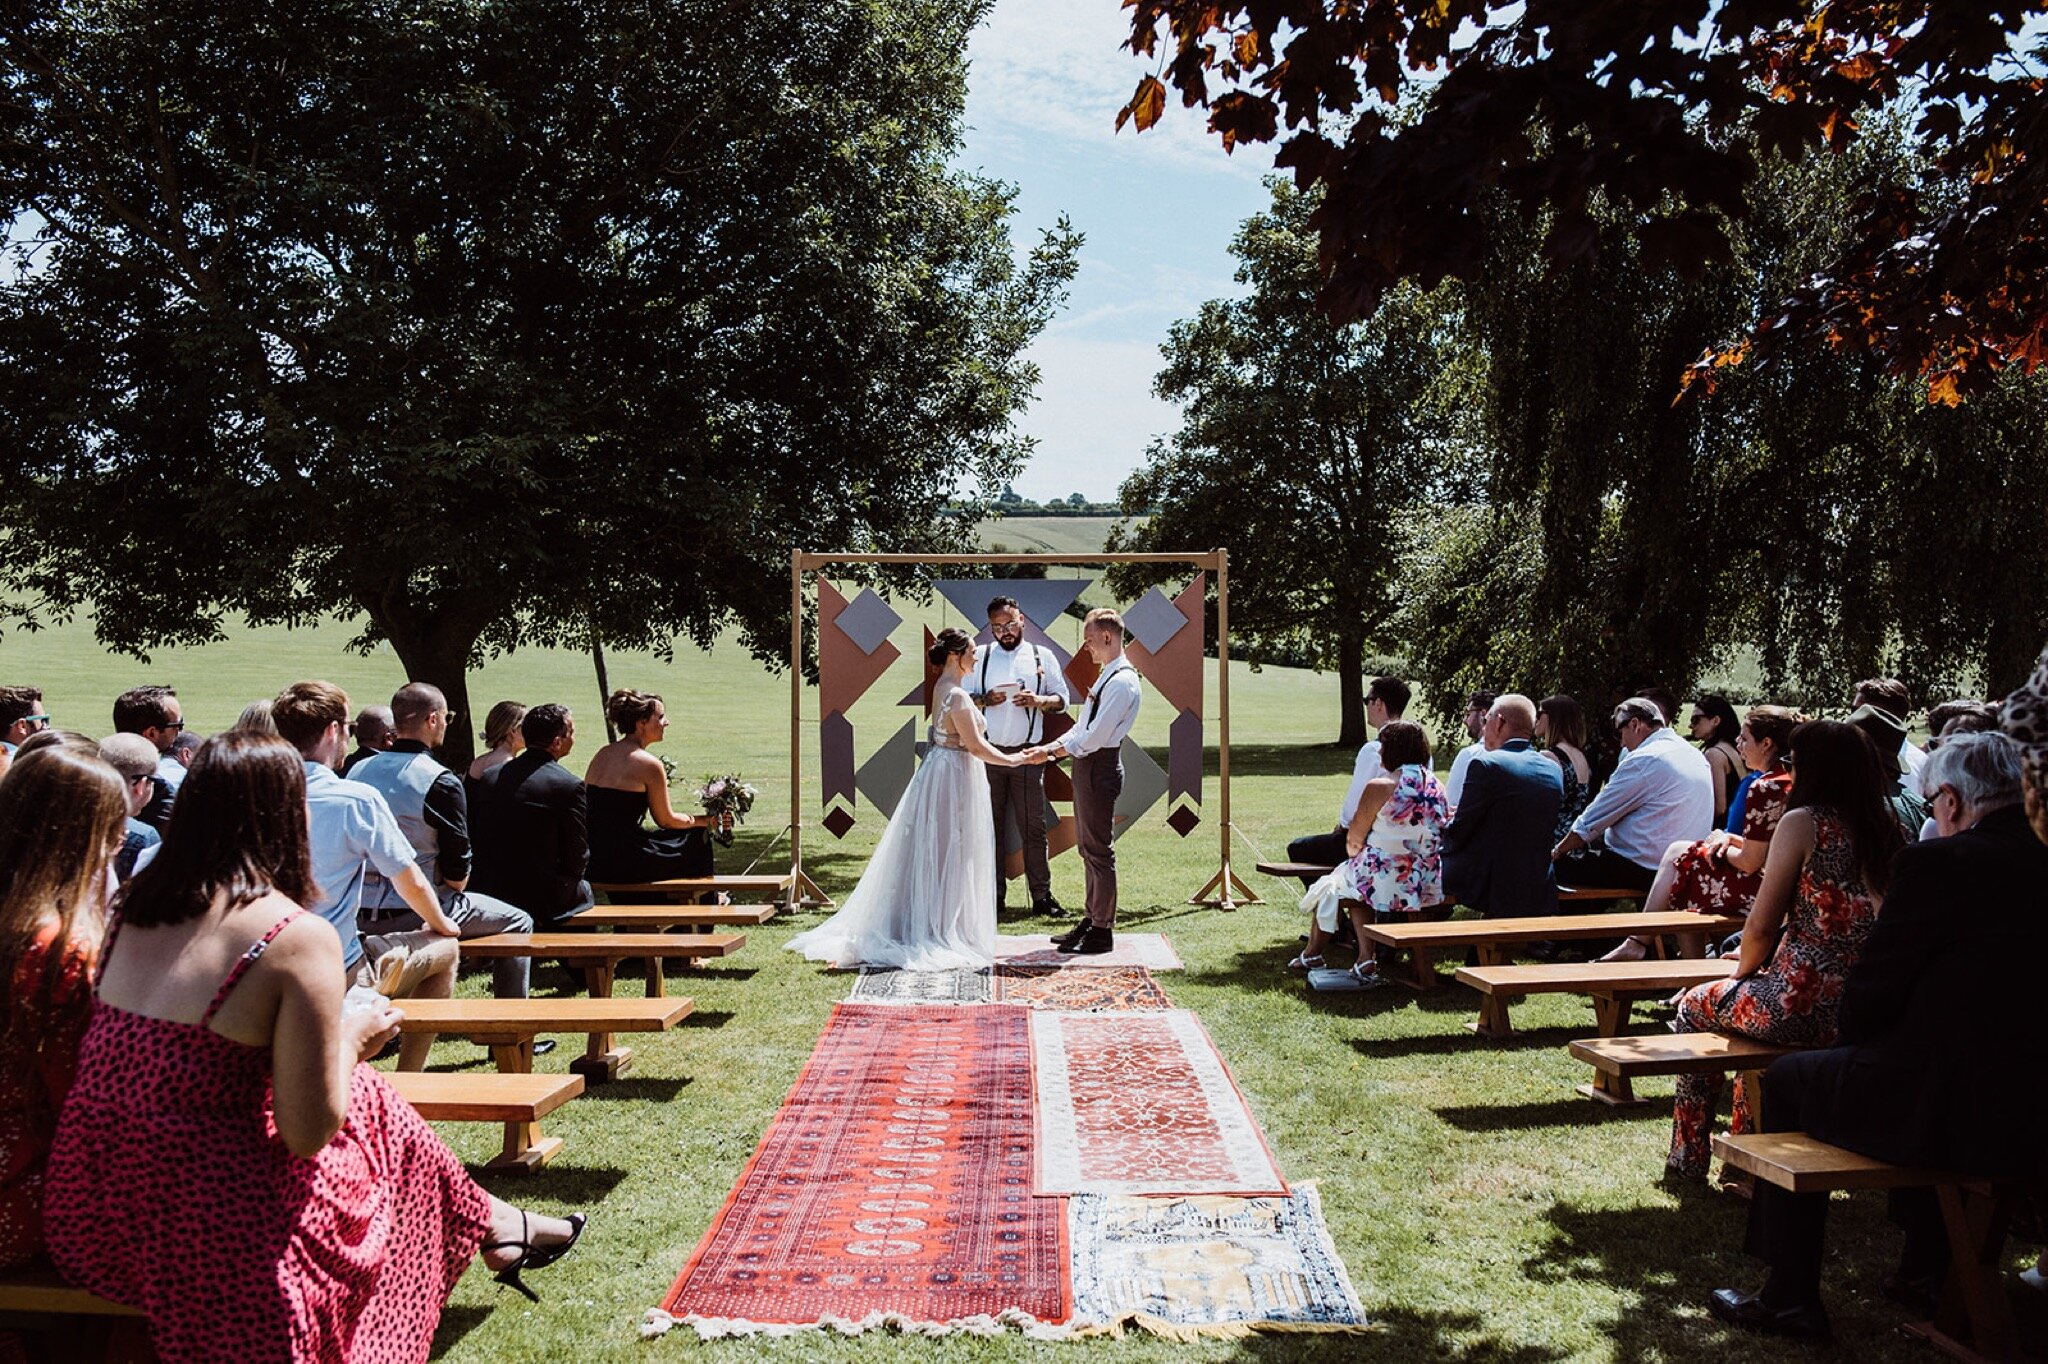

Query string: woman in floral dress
1601 706 1801 962
1666 720 1906 1179
1294 722 1450 985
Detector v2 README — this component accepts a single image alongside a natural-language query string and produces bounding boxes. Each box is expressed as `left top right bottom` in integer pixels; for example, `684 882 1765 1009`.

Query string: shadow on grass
1226 1305 1570 1362
429 1304 490 1359
1435 1096 1667 1133
473 1163 632 1204
1201 742 1364 781
675 1008 737 1029
578 1075 693 1103
1348 1025 1586 1060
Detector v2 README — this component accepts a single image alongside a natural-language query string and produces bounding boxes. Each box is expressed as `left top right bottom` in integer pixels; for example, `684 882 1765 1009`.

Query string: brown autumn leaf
1118 74 1167 134
1234 30 1259 66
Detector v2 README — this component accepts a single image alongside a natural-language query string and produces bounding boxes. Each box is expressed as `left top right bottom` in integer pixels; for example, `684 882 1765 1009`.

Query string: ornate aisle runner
656 1004 1068 1335
847 965 1174 1012
1030 1010 1289 1198
1067 1185 1365 1335
991 933 1184 971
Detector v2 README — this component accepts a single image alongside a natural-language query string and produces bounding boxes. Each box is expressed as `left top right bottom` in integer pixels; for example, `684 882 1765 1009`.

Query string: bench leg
486 1038 535 1075
572 960 634 1081
1396 945 1438 991
647 957 667 998
1575 1070 1643 1107
1896 1185 2020 1363
488 1120 565 1173
1475 942 1511 968
1466 993 1515 1039
1591 993 1632 1037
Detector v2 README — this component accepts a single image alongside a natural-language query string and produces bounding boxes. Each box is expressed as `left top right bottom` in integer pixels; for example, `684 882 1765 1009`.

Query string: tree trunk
378 614 482 771
590 616 617 742
1336 623 1367 747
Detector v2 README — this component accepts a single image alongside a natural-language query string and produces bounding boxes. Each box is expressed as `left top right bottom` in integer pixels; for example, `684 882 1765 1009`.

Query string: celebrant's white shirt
971 640 1069 748
1058 659 1141 759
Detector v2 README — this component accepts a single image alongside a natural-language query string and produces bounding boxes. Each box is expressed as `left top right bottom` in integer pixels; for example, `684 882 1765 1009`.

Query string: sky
955 0 1282 503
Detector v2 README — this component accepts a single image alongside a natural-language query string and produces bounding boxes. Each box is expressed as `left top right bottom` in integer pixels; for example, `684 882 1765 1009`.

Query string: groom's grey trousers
987 747 1052 907
1070 751 1123 929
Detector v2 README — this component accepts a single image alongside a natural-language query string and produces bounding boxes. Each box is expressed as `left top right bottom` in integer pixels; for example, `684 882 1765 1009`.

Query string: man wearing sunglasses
0 686 48 753
113 684 189 830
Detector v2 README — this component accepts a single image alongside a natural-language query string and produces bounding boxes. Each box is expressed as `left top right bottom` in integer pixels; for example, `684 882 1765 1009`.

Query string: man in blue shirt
274 680 462 1071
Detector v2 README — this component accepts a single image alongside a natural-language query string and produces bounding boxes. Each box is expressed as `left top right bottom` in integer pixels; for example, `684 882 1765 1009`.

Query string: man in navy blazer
1441 694 1563 918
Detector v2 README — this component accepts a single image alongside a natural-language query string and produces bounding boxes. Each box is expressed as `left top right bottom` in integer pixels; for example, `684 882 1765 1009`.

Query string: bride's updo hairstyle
928 628 973 668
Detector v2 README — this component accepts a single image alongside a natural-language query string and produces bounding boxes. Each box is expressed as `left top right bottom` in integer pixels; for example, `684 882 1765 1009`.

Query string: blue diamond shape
835 588 902 655
1123 586 1189 653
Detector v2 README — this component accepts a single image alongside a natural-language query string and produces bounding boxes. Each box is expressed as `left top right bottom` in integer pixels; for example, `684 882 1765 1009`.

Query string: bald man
1441 693 1565 919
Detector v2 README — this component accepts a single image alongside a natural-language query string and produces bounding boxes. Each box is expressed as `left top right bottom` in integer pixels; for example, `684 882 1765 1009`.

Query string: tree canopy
0 0 1077 759
1117 1 2048 404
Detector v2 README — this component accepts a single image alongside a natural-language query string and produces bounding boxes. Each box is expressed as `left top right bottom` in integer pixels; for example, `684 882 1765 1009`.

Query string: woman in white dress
787 627 1022 970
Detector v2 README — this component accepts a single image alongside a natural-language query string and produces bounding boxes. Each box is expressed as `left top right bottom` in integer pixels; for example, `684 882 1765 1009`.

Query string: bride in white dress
787 627 1022 970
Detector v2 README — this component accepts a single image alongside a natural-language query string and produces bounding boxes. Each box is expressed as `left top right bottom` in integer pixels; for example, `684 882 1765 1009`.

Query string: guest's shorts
350 927 459 996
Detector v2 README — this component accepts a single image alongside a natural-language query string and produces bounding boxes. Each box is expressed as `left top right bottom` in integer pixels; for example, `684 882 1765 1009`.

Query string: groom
1027 607 1142 955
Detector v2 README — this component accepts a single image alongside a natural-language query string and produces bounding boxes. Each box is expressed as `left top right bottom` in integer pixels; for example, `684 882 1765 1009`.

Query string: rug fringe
641 1307 1371 1343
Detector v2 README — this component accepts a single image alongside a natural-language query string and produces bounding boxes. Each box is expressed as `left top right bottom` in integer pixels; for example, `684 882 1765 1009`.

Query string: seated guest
44 733 585 1361
1601 705 1800 962
1295 721 1449 986
1709 732 2045 1338
1441 695 1563 918
231 699 279 735
1442 689 1497 808
0 746 129 1271
583 689 728 886
111 684 186 830
352 684 537 1003
1852 675 1924 787
273 681 460 1071
1552 697 1714 892
341 703 395 776
470 704 593 928
0 686 48 753
1666 720 1903 1180
1286 677 1411 881
1536 694 1593 841
97 733 168 882
467 700 528 781
1641 687 1681 725
1926 699 1997 740
1687 695 1744 822
1848 703 1930 838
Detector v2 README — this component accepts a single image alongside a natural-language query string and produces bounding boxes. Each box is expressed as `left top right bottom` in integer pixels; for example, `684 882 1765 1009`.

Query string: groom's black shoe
1051 923 1089 948
1059 926 1114 955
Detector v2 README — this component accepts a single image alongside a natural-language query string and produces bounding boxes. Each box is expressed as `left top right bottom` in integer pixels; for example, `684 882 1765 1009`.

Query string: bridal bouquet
696 773 758 847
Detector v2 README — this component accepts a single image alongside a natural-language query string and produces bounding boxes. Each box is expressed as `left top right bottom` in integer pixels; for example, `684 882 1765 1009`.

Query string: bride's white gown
786 679 998 970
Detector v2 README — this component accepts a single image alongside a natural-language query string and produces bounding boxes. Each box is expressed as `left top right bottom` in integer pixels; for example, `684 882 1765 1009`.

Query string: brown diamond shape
822 806 857 840
1165 804 1201 838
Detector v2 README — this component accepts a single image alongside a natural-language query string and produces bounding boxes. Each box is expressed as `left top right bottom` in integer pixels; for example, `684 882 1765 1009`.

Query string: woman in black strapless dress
582 689 722 884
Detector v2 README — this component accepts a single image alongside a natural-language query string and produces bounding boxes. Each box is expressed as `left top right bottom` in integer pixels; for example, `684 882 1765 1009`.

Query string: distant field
974 513 1124 555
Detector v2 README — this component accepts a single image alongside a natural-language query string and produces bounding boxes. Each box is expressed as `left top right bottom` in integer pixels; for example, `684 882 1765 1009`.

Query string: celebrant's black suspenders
981 643 1048 744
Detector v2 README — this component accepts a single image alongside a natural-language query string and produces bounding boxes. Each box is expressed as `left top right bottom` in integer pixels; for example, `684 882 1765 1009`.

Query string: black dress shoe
1708 1288 1831 1342
1032 896 1065 916
1051 923 1088 948
1059 926 1114 955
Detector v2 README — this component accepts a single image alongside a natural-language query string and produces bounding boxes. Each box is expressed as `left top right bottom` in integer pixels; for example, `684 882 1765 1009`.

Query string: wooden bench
458 933 743 1075
395 996 692 1078
576 903 776 931
386 1069 585 1172
1556 884 1643 905
1712 1133 2030 1363
1567 1031 1794 1107
1364 911 1743 992
1451 958 1738 1038
589 873 787 903
0 1268 149 1362
1255 860 1333 880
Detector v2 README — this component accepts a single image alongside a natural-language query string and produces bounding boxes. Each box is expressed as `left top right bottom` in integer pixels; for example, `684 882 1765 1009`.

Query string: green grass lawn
2 607 2039 1362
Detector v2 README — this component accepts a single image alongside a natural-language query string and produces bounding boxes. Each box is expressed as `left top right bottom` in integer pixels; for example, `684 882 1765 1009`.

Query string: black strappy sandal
483 1211 588 1303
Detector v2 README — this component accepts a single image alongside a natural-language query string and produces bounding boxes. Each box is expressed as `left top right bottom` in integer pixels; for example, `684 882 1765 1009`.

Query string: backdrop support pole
1190 545 1258 909
786 551 829 908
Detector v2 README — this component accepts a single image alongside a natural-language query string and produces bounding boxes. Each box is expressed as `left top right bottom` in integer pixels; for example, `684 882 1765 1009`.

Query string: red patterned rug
661 1004 1070 1330
994 964 1172 1011
1030 1009 1289 1198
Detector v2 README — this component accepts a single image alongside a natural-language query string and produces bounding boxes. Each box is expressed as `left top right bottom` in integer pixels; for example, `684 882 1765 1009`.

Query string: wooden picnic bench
394 996 692 1078
589 873 787 903
386 1069 585 1173
1567 1031 1794 1107
0 1268 149 1363
575 903 776 931
457 933 743 1076
1364 911 1742 992
1712 1133 2034 1363
1451 958 1738 1038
